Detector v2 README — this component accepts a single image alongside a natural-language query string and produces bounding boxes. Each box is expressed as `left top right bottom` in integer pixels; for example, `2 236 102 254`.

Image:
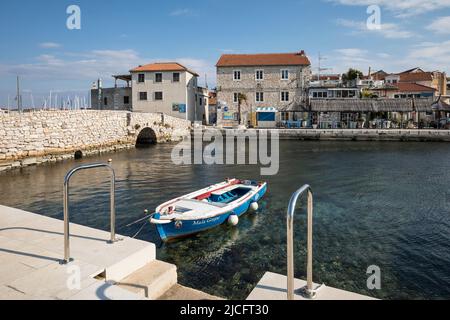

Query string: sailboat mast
16 76 21 112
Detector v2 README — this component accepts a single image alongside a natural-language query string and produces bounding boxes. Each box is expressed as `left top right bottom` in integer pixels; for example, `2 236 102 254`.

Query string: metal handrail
62 163 117 264
287 184 319 300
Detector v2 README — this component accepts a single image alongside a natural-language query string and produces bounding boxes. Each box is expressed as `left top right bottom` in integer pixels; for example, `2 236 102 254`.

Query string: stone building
91 62 206 123
216 51 312 127
130 62 205 122
90 76 132 111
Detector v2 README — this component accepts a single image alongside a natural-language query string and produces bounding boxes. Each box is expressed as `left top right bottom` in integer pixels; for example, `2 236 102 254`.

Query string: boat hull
154 183 267 242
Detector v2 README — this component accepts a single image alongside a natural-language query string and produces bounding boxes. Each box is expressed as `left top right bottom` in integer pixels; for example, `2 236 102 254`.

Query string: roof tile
216 52 310 67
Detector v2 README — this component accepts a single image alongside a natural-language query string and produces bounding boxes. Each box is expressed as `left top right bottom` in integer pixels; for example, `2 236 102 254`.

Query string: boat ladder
61 163 120 264
287 184 325 300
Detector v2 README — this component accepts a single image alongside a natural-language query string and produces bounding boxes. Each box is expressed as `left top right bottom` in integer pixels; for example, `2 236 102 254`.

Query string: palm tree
237 93 247 125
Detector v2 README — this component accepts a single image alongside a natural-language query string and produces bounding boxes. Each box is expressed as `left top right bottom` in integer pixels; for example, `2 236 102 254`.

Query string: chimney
368 67 372 78
298 50 305 56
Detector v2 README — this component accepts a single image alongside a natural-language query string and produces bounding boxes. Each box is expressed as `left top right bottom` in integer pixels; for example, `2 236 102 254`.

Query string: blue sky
1 0 450 107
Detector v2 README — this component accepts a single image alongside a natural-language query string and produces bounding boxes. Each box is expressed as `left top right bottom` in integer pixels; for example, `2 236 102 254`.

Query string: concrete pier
214 128 450 142
0 205 220 300
247 272 377 300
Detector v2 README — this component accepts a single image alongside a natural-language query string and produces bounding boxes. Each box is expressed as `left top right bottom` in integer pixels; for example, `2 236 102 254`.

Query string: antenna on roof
205 74 208 89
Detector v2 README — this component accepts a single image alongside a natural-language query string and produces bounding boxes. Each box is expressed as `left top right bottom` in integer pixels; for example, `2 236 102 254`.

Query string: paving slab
247 272 377 300
0 205 157 300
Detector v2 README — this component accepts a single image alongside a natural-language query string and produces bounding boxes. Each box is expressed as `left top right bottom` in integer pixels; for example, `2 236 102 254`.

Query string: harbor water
0 141 449 299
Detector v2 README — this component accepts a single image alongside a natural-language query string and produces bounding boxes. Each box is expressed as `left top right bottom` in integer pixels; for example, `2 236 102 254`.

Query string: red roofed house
130 62 206 122
384 68 446 97
91 62 207 122
216 51 312 127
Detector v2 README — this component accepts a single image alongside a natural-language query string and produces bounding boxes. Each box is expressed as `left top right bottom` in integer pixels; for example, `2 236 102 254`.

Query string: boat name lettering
192 216 221 225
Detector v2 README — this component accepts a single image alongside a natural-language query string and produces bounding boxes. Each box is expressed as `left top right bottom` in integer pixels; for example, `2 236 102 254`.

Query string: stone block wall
0 110 191 172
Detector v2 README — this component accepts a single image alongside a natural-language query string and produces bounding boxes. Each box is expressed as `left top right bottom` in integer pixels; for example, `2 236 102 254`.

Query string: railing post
61 163 118 264
287 185 318 300
109 171 116 244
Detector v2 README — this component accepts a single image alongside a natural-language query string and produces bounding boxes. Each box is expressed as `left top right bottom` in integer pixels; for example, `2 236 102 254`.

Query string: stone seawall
0 110 191 172
211 128 450 142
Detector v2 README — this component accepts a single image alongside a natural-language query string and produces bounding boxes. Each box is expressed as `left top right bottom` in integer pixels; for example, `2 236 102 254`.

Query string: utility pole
318 52 332 83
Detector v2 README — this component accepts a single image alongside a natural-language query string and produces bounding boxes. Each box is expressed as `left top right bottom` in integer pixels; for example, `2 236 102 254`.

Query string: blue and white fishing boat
150 179 267 242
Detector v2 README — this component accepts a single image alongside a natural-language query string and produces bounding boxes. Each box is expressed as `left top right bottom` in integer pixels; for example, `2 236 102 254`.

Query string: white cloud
426 16 450 34
39 42 61 48
336 19 414 38
328 0 450 17
169 8 194 17
406 40 450 69
322 42 450 75
0 49 215 87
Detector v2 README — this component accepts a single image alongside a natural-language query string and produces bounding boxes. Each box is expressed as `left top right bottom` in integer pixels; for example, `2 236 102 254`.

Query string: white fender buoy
249 202 259 212
228 215 239 226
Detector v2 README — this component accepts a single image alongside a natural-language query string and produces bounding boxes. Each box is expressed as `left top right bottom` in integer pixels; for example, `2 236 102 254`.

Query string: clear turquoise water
0 141 449 299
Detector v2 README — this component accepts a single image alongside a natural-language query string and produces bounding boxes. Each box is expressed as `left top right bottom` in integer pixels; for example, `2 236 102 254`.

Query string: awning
310 99 414 112
256 107 278 113
431 100 450 112
413 97 435 112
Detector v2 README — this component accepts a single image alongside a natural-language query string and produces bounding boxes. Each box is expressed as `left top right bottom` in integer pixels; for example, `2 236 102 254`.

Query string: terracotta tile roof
216 52 311 67
395 83 436 92
399 72 433 82
399 67 424 74
130 62 199 76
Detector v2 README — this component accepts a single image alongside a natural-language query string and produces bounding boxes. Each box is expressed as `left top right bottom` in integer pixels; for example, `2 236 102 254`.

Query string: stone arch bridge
0 110 191 171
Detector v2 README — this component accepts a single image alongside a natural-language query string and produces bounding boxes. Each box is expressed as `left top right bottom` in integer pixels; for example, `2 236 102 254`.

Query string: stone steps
116 260 178 300
158 284 223 300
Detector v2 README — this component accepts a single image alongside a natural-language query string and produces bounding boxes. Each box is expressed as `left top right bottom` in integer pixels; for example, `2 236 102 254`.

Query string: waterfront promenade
0 205 219 300
216 128 450 142
0 204 375 300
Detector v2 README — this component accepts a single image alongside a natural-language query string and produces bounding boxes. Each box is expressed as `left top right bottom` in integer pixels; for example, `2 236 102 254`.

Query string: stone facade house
216 51 312 127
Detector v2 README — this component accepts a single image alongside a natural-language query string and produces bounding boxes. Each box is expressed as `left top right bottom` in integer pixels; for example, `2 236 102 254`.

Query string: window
281 91 290 102
173 73 180 82
256 92 264 102
104 97 108 105
281 69 289 80
313 92 318 98
155 92 163 100
256 70 264 80
199 97 203 106
139 92 147 101
233 93 239 103
155 73 162 83
138 74 145 83
233 70 241 81
124 96 130 104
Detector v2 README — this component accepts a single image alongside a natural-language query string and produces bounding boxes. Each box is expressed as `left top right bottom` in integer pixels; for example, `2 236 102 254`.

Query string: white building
130 62 205 122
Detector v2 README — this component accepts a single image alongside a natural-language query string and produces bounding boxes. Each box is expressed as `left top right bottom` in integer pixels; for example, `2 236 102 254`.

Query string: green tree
342 68 364 82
